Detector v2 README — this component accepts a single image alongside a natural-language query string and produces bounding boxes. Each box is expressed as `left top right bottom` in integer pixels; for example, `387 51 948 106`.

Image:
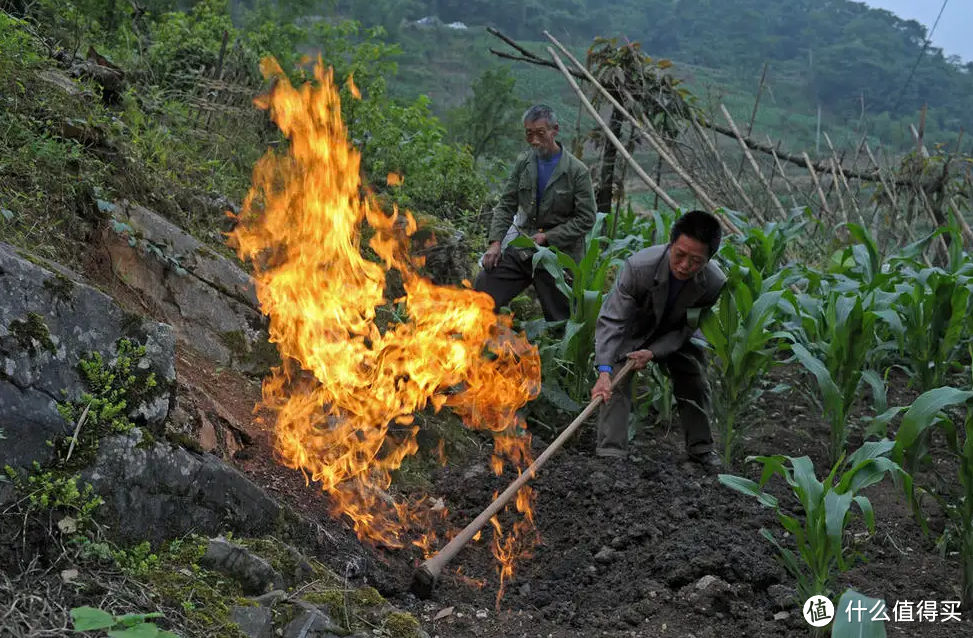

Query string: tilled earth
183 348 970 637
381 432 963 638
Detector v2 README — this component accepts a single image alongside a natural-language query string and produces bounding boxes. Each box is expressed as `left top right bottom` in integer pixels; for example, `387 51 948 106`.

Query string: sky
864 1 972 62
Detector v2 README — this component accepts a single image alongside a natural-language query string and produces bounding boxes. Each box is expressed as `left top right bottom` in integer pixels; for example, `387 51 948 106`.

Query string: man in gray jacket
475 104 596 322
591 210 727 469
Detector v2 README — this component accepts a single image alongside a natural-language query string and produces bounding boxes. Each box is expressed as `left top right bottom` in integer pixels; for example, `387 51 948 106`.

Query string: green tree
446 66 525 161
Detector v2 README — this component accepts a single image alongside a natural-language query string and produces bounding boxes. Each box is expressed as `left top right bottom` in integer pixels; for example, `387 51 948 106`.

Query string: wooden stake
544 47 682 215
824 133 864 226
802 151 833 220
737 63 768 180
766 136 797 202
689 118 758 215
720 104 787 219
542 33 740 232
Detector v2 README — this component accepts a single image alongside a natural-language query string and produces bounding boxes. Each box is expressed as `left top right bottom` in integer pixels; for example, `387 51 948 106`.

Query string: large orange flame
227 56 542 596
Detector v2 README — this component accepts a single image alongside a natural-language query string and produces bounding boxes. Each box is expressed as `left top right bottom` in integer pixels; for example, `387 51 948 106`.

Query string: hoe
410 359 637 599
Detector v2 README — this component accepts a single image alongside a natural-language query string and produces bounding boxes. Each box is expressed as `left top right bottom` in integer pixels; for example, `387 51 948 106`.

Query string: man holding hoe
591 210 727 470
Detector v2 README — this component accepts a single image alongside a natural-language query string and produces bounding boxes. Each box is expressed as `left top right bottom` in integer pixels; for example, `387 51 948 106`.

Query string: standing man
474 104 596 322
591 210 727 469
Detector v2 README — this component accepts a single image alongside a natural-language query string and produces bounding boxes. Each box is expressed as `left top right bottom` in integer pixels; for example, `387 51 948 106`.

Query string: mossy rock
8 312 56 356
383 611 422 638
137 536 249 637
42 273 75 302
219 330 280 374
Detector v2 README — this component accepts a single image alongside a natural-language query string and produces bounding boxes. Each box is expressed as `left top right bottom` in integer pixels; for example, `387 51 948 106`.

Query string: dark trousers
473 247 570 322
596 342 714 458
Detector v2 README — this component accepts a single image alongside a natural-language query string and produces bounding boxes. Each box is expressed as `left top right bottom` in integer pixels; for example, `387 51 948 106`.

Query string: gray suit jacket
594 244 727 366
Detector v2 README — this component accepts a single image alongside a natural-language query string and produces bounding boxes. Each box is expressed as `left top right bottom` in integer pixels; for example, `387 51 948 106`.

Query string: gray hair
522 104 558 127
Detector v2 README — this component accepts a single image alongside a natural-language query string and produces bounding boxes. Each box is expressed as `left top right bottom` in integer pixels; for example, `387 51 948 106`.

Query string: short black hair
670 210 722 257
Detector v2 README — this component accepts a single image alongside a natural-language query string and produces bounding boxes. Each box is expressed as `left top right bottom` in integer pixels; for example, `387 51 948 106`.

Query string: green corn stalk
789 292 881 466
631 363 675 440
888 268 973 392
700 253 791 466
738 207 811 277
889 385 973 607
719 440 903 603
515 211 644 405
827 223 886 292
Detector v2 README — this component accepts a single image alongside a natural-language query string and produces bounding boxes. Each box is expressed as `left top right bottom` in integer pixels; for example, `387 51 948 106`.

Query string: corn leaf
717 474 779 508
892 387 973 462
832 589 888 637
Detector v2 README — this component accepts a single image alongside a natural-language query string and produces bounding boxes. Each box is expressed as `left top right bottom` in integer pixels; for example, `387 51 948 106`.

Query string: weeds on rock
54 337 158 469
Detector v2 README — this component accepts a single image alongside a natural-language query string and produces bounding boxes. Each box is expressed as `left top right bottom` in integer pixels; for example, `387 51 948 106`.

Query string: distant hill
390 0 972 143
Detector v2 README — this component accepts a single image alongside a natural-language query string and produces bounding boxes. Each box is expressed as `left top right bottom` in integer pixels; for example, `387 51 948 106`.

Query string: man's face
670 234 710 280
524 118 559 157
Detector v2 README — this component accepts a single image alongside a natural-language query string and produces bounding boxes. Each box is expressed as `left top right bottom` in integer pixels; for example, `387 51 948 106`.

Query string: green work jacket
487 143 596 262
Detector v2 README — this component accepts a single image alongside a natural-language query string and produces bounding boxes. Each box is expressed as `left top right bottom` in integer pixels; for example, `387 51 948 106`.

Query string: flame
347 73 361 99
454 567 486 589
386 172 402 187
227 55 542 592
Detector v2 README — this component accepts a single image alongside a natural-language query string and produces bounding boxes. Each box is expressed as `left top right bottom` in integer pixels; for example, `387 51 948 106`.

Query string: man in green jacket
474 104 596 322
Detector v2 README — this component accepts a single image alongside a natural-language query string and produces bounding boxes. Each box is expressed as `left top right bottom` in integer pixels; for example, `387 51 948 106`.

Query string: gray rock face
0 243 175 469
202 537 284 595
102 202 276 376
82 430 287 544
282 603 344 638
230 606 274 638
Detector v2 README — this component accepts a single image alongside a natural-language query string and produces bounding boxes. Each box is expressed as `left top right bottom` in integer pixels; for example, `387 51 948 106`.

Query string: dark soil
144 311 973 637
371 365 971 638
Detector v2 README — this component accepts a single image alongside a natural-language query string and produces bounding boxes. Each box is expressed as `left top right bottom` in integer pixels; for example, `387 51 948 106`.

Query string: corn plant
735 206 812 277
608 202 677 245
719 440 903 602
826 223 888 293
889 384 973 607
700 252 792 465
885 267 973 391
513 211 646 414
631 363 675 439
787 292 883 465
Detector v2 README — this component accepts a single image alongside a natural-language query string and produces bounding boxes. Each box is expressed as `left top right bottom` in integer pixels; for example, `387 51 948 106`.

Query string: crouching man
591 210 727 470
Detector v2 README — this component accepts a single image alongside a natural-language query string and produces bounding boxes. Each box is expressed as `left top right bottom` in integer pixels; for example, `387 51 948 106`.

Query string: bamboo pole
719 104 788 219
737 62 768 180
689 117 759 214
802 151 833 221
542 33 742 232
766 136 797 202
544 47 683 215
829 159 848 224
824 133 864 226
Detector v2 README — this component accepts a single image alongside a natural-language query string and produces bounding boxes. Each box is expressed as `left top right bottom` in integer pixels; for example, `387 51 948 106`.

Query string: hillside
383 0 972 152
